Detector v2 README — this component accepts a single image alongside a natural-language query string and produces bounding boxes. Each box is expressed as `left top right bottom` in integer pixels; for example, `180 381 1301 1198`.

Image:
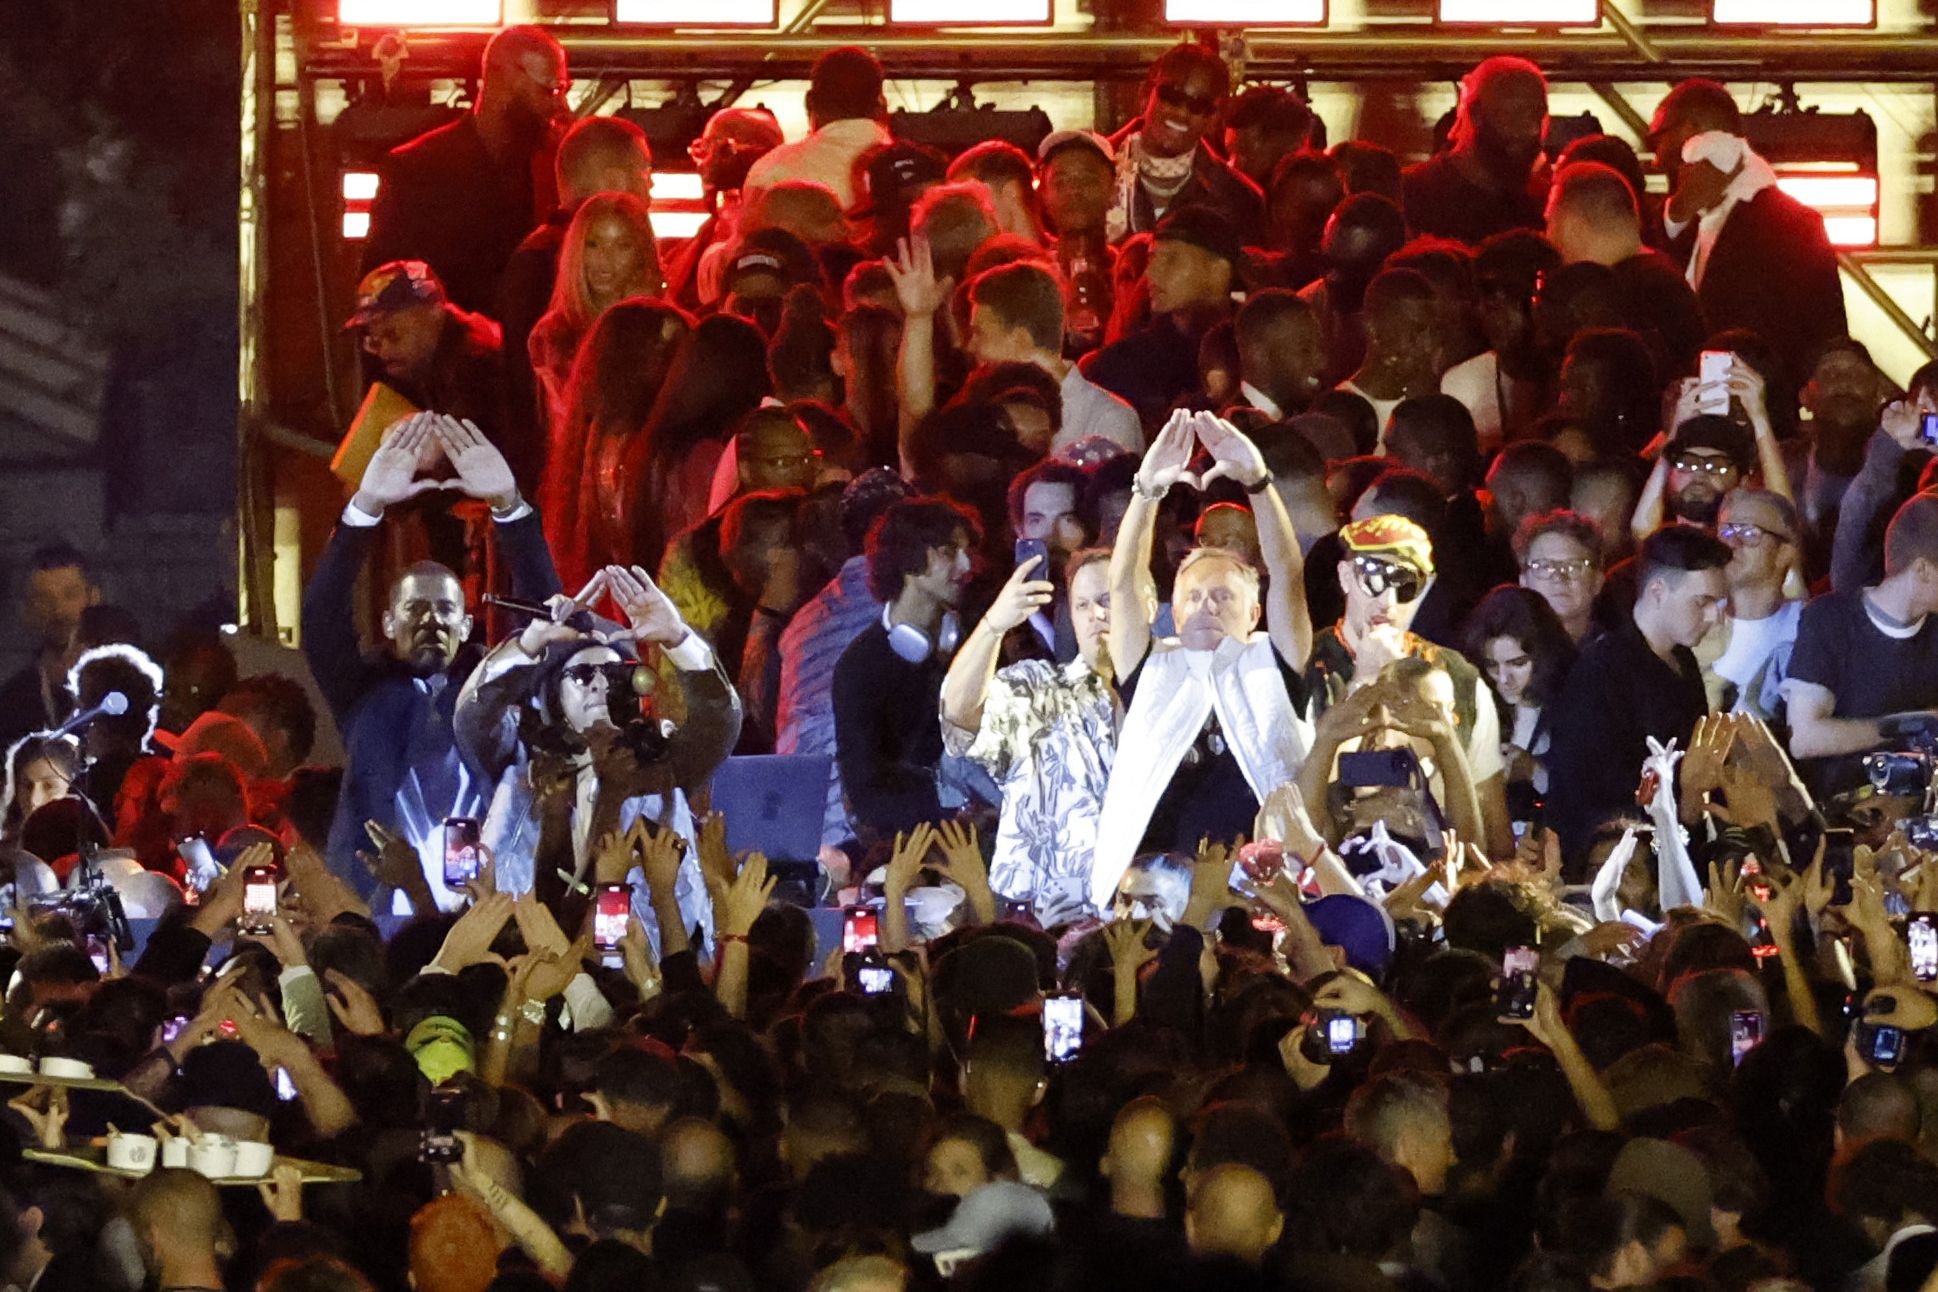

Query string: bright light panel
1711 0 1873 24
651 172 706 202
1776 175 1878 208
1438 0 1597 21
1820 215 1878 247
341 171 381 202
650 211 710 240
337 0 503 25
1165 0 1324 23
342 211 372 240
614 0 777 24
889 0 1052 24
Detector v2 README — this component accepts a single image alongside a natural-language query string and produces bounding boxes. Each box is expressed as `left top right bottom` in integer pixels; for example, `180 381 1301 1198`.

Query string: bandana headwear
1678 130 1778 290
1339 514 1435 576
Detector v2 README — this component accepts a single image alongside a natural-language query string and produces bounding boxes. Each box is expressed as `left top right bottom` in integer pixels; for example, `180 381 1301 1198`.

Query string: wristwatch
1131 475 1168 502
518 998 547 1027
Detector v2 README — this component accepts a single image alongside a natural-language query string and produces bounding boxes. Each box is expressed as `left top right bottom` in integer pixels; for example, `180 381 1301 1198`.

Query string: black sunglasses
1155 82 1220 117
1352 554 1425 605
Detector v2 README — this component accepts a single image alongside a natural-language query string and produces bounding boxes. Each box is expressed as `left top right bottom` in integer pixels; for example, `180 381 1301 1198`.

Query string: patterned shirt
945 657 1117 906
778 556 881 847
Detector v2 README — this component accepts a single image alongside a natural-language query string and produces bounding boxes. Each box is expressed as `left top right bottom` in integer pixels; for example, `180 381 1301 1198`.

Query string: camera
1299 1008 1363 1065
1865 752 1934 798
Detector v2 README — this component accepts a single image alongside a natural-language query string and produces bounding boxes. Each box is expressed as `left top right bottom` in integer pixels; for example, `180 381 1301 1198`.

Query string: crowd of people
4 23 1938 1292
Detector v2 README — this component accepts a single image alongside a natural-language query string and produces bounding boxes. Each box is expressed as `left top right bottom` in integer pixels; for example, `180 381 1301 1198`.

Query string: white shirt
1057 365 1143 453
1711 600 1802 718
743 118 892 212
1240 381 1283 421
1439 351 1504 453
1339 380 1403 449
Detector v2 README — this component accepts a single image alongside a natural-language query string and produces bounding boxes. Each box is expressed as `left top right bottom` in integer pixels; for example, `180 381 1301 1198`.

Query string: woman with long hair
529 192 663 433
1459 585 1577 829
540 298 693 588
626 313 772 570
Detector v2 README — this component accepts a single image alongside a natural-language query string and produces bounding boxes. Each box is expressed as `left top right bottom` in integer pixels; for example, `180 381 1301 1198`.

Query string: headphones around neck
883 605 961 664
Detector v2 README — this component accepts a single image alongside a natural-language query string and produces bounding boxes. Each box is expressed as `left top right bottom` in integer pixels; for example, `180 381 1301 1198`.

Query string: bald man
1545 161 1703 376
1185 1163 1285 1266
129 1169 234 1292
1402 56 1550 245
661 1117 740 1215
497 113 656 488
1101 1096 1177 1221
362 25 570 313
666 107 784 308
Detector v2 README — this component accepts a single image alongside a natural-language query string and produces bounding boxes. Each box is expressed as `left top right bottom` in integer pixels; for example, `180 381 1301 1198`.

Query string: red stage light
888 0 1053 25
648 171 710 241
1165 0 1323 25
1437 0 1597 23
337 0 503 24
1711 0 1874 25
613 0 778 25
1775 171 1879 247
341 170 380 241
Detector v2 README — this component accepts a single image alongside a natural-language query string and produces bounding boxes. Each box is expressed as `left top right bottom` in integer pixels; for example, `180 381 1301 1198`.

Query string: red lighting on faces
337 0 503 24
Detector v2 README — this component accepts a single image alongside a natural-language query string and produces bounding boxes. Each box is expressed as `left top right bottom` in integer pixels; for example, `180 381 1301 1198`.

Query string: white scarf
1107 133 1197 244
1088 633 1312 910
1681 130 1779 291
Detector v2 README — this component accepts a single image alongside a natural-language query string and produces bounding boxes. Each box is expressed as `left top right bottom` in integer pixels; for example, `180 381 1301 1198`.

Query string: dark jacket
1667 185 1847 391
1107 121 1266 248
1401 151 1547 246
361 114 555 315
1079 310 1222 430
302 508 560 894
454 635 742 926
494 211 572 495
1545 618 1708 865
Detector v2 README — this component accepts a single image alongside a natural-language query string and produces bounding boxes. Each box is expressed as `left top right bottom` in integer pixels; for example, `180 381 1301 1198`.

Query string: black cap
724 227 822 293
1668 413 1756 474
863 142 947 213
1153 205 1243 267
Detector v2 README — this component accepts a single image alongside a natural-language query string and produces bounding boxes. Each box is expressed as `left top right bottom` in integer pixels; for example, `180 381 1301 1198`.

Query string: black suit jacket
361 115 553 315
1670 186 1846 390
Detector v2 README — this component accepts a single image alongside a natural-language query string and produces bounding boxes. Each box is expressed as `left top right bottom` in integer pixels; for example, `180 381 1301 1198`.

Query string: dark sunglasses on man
1351 554 1425 605
1155 82 1219 117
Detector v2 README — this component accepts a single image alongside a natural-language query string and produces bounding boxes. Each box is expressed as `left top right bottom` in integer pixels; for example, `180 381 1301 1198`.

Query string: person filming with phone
941 547 1154 920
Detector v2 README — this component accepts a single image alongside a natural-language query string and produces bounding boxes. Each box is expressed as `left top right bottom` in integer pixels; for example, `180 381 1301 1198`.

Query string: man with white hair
1088 410 1313 912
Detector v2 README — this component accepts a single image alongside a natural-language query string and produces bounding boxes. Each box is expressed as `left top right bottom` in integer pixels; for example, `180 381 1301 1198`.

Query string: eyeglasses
1351 555 1425 605
525 68 573 100
562 663 615 687
1670 455 1738 478
1524 556 1598 582
1154 82 1220 117
1718 521 1795 547
747 450 818 471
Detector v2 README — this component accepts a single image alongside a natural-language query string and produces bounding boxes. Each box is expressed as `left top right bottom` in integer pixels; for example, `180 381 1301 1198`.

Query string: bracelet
1243 473 1272 495
719 933 749 945
1131 475 1168 502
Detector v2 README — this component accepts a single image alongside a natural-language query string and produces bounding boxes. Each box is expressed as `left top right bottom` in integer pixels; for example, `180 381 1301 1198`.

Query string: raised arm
1195 412 1312 667
1109 411 1196 681
303 414 444 717
941 556 1051 735
886 236 953 480
606 564 743 787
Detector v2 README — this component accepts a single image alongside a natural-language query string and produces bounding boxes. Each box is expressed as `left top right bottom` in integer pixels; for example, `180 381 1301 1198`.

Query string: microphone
55 691 129 736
